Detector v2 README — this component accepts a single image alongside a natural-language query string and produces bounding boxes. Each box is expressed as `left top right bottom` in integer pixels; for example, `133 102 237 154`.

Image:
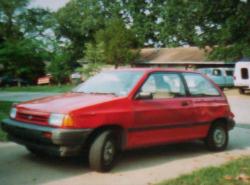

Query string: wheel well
85 125 126 150
211 118 228 129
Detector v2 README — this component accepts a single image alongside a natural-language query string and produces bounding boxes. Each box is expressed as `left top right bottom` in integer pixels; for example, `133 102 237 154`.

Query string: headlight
10 108 17 119
49 113 73 127
49 113 65 126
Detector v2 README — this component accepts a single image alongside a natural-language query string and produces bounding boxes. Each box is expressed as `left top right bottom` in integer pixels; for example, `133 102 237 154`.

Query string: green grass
157 157 250 185
0 101 14 141
0 84 74 92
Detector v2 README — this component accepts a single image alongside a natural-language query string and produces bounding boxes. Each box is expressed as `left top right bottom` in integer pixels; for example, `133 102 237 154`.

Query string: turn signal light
62 115 74 128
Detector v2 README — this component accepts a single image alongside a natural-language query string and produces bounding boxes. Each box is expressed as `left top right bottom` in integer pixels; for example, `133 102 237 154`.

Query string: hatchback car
1 68 235 172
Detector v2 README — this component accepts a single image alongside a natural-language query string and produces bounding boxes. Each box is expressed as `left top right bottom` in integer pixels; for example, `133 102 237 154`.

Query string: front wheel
205 124 228 151
89 131 118 172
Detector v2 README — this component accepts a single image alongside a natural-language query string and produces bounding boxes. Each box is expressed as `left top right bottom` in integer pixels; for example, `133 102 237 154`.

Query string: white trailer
234 61 250 94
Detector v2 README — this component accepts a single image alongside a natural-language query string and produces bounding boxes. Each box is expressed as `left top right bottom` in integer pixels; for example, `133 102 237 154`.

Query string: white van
197 68 234 89
234 61 250 94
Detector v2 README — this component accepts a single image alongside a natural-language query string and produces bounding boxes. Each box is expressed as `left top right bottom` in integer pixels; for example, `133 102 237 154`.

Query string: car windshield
73 71 144 96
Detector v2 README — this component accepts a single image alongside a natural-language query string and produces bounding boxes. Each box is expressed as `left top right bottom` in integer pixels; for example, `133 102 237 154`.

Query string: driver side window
141 73 186 99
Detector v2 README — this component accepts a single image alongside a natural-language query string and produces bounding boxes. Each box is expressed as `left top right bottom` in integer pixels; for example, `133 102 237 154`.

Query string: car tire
89 130 118 172
205 124 228 151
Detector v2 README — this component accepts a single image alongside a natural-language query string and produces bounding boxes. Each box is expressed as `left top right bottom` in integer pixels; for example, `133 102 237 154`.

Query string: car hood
17 92 118 114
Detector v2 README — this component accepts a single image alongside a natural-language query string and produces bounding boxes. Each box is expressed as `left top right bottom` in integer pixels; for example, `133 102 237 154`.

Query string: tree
157 0 250 61
0 0 54 83
76 42 106 77
95 19 140 68
0 0 29 41
46 51 71 84
83 42 105 64
55 0 107 63
0 39 46 82
121 0 164 47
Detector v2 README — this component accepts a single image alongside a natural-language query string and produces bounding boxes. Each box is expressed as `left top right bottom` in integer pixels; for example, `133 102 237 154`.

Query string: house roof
137 47 230 65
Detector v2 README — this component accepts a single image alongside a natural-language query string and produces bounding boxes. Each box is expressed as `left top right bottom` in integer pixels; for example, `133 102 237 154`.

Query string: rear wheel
89 130 118 172
205 124 228 151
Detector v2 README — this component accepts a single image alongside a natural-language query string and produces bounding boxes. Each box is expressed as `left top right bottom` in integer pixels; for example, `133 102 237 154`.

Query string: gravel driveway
0 127 250 185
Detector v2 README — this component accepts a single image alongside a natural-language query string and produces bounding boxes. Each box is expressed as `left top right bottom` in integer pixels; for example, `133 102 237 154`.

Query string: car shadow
0 127 249 185
114 141 209 172
0 144 87 185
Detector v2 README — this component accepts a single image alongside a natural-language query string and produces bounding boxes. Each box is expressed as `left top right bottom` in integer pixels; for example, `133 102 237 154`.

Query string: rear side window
183 73 220 97
241 68 249 79
212 69 222 76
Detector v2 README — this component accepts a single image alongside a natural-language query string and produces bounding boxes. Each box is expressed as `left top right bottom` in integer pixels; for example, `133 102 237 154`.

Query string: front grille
16 111 49 125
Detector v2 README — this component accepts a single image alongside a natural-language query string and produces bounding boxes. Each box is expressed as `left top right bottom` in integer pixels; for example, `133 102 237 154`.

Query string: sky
29 0 70 11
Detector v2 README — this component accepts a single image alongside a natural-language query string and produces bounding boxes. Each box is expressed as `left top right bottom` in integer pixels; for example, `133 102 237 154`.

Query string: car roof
197 67 234 70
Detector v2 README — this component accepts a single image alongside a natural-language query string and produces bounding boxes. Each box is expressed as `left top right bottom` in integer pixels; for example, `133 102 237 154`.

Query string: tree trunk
115 60 119 69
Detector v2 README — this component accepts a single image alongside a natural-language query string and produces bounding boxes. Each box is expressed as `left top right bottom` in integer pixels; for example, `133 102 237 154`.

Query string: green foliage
96 19 140 68
19 8 56 41
83 42 105 64
122 0 163 47
0 101 13 141
0 0 29 41
0 0 54 82
46 52 72 84
55 0 107 61
157 0 250 60
1 0 250 82
0 39 46 82
76 42 105 77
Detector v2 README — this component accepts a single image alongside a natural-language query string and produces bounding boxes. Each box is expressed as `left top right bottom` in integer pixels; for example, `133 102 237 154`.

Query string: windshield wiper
71 90 87 93
86 92 118 96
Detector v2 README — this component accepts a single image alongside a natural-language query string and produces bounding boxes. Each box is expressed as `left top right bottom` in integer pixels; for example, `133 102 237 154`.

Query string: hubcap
213 128 226 148
103 141 115 165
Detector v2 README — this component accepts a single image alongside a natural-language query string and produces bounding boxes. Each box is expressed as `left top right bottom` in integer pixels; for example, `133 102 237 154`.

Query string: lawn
0 84 74 93
157 156 250 185
0 101 14 141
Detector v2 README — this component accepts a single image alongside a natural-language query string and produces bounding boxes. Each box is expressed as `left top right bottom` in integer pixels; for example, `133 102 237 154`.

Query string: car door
128 72 196 148
225 69 234 87
182 73 224 139
211 69 225 87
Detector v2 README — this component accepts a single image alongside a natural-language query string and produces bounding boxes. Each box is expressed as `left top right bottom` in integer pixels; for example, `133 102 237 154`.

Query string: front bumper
1 118 93 156
227 118 235 130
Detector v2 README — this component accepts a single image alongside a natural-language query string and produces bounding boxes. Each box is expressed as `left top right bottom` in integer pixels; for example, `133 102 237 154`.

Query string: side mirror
135 92 153 100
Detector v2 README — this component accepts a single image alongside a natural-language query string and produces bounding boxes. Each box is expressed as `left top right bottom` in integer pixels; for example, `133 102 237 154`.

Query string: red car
1 68 235 172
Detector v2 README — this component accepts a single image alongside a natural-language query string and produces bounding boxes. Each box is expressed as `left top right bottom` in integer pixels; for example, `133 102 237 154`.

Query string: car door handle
181 101 189 106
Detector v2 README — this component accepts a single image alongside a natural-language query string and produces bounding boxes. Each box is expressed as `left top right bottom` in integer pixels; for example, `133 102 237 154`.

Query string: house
135 47 235 69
